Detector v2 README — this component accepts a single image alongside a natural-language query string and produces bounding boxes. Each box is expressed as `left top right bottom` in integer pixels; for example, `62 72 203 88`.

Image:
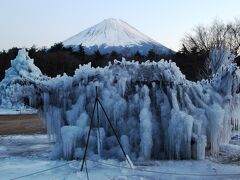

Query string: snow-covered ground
0 135 51 158
0 108 37 115
0 135 239 180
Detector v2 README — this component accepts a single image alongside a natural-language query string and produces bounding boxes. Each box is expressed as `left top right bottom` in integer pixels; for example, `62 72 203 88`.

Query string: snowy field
0 135 240 180
0 108 37 115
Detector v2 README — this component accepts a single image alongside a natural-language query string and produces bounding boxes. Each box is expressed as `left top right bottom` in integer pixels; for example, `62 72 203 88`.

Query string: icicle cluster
1 49 240 161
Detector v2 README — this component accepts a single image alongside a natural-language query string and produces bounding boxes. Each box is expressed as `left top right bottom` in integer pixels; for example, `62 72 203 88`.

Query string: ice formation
0 49 49 110
1 49 240 161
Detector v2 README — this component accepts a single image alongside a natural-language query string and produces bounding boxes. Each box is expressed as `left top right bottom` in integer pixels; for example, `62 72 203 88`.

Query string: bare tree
183 19 240 56
182 19 240 80
226 19 240 56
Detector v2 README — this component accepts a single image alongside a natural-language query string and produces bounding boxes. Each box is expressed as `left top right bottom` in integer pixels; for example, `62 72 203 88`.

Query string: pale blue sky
1 0 240 51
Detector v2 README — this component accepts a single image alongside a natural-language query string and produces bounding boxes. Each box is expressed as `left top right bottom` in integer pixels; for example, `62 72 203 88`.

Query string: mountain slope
63 18 173 55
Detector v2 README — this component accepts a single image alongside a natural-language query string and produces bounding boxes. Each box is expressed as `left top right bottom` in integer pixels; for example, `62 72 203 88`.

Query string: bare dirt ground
0 114 46 135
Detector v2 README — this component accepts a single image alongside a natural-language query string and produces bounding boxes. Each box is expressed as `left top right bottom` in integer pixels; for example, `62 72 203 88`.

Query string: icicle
139 85 153 160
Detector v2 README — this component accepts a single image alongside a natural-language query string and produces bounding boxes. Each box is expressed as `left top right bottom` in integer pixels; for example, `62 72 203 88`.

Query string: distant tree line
1 19 240 82
0 43 173 80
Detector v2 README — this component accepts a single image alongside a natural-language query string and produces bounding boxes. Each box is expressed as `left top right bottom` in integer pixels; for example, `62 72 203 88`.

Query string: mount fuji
63 18 173 55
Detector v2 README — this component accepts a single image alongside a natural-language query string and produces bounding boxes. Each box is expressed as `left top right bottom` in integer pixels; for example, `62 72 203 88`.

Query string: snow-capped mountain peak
63 18 172 55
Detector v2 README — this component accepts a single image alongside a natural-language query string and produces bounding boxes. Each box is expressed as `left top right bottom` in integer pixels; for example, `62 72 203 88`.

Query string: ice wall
1 49 240 161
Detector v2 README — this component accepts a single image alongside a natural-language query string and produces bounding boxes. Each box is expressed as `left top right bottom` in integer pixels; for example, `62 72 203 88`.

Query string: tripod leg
85 159 89 180
96 100 102 157
97 99 133 167
80 98 97 171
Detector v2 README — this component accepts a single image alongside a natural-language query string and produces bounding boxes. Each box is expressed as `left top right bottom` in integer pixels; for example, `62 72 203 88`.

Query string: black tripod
80 86 133 171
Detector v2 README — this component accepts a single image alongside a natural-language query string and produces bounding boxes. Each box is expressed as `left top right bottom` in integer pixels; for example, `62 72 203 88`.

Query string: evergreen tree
28 45 37 56
78 44 85 57
133 51 143 61
147 49 157 60
49 42 65 52
179 44 189 55
94 50 103 60
109 50 119 60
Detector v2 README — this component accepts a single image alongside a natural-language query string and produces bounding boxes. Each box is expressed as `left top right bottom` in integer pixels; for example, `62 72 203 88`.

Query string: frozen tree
183 19 240 56
208 48 235 76
183 19 240 79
